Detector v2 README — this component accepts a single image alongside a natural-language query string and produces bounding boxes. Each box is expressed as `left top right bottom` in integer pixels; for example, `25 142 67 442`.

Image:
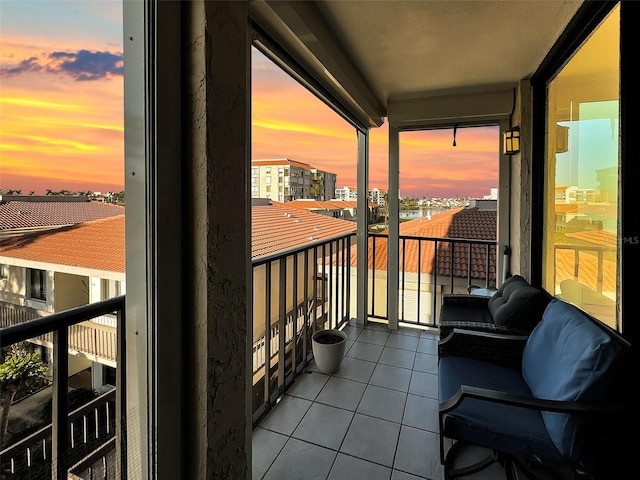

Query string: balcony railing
554 243 617 329
0 302 117 366
368 234 498 328
251 233 354 426
2 233 502 477
1 390 116 479
0 296 126 480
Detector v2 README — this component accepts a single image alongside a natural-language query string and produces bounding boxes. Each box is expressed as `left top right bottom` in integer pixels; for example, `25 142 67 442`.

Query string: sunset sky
1 1 498 198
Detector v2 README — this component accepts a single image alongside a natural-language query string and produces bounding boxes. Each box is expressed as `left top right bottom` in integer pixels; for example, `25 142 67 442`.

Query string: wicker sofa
439 274 551 338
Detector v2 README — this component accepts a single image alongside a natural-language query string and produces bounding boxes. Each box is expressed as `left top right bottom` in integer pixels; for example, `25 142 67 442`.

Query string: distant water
399 208 447 220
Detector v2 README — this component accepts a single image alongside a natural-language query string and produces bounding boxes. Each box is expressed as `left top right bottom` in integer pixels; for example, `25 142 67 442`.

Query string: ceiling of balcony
251 0 585 125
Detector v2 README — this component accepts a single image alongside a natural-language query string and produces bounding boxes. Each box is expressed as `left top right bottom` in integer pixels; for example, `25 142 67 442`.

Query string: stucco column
182 1 251 478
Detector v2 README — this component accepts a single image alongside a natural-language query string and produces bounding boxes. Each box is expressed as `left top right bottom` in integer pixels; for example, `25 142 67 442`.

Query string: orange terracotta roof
287 199 367 212
350 207 498 280
252 201 356 259
0 215 125 273
1 202 355 272
554 203 578 213
251 158 314 170
564 230 616 248
0 201 124 230
287 199 328 210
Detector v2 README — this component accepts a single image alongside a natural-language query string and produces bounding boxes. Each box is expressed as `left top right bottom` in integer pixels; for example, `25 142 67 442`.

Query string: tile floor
252 320 510 480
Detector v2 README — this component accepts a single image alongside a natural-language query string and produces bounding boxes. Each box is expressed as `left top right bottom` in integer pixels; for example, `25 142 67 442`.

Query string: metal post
52 328 69 480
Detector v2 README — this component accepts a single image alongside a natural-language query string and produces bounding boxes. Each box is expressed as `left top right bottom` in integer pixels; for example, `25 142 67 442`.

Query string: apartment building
335 186 387 207
251 158 337 202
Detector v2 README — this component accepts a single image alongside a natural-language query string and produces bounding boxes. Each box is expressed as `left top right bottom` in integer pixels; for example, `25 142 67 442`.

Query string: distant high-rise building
335 186 357 201
335 186 387 206
483 188 498 200
251 158 337 201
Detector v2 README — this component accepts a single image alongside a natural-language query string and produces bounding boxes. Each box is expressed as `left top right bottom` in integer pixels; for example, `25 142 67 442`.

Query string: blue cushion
522 299 621 459
439 356 565 465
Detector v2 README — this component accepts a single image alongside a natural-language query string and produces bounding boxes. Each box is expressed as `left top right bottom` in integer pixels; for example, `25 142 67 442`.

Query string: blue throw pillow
522 299 620 459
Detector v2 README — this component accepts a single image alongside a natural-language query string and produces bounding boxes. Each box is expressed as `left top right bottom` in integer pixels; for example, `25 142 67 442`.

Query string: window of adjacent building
29 268 47 301
101 279 121 301
543 4 619 330
0 264 8 281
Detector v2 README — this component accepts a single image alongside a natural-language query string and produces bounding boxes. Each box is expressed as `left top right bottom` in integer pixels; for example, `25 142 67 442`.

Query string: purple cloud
50 49 123 80
1 49 123 81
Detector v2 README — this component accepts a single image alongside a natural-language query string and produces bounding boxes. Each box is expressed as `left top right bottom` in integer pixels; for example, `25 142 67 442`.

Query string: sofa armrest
438 328 528 370
439 321 529 339
440 384 622 416
443 294 491 308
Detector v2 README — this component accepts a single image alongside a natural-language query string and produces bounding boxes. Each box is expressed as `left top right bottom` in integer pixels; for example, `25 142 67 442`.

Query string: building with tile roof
338 206 499 325
0 215 125 277
361 206 498 280
251 158 337 202
1 201 356 387
286 198 381 223
0 196 124 237
251 199 356 259
0 215 126 391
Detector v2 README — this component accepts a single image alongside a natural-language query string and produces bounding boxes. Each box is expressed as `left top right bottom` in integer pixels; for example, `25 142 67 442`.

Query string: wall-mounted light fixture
503 126 520 155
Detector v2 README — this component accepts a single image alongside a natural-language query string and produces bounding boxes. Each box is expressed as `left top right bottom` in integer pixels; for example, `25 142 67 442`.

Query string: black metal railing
0 302 117 365
251 233 354 426
554 244 616 295
554 244 617 329
1 390 116 479
369 234 498 328
0 296 126 480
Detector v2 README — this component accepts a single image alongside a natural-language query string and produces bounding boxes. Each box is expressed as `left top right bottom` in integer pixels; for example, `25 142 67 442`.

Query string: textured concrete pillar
183 1 250 478
510 79 533 280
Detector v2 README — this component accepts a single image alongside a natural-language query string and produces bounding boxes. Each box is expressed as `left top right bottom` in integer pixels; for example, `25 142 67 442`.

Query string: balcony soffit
252 0 584 127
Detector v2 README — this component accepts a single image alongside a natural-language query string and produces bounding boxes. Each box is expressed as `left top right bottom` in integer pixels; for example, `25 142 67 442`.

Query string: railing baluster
450 240 455 294
467 243 473 287
329 241 335 329
345 235 351 324
371 235 376 317
401 238 406 322
278 257 286 392
292 253 299 373
52 327 69 480
485 243 491 287
313 245 318 334
321 243 326 329
263 262 271 406
433 239 439 323
303 249 309 361
417 240 422 324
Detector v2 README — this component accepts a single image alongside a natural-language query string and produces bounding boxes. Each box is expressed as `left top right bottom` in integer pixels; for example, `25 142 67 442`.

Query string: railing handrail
370 232 498 246
554 244 616 252
0 296 125 348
